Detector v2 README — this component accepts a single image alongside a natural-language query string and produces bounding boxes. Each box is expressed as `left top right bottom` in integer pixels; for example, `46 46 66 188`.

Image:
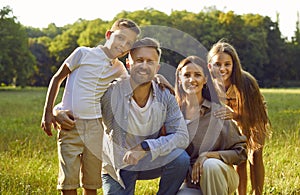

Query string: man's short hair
130 37 162 58
111 18 141 35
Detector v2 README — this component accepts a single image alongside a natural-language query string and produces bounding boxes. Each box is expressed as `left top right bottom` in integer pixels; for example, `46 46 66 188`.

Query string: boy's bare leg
61 189 77 195
83 189 97 195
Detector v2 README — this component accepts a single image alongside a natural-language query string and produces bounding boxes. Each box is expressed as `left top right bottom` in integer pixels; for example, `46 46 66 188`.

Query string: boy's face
104 27 137 59
128 47 160 86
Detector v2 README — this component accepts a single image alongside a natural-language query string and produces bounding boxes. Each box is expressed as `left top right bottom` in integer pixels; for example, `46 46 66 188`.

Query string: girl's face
208 52 233 84
179 63 207 95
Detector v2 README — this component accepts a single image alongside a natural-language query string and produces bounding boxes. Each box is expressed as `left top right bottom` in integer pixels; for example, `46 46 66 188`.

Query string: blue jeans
102 149 189 195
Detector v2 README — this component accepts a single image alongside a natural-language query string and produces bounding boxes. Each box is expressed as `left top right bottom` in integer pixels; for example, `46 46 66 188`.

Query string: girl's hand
214 105 237 120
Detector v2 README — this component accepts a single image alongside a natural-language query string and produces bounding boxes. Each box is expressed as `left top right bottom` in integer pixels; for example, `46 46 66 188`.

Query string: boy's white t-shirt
60 46 128 119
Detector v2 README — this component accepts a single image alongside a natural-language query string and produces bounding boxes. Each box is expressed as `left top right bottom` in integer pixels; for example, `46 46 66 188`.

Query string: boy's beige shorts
57 118 103 190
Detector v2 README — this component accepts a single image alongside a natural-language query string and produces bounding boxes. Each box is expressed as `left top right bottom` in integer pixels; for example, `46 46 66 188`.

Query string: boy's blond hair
111 18 141 35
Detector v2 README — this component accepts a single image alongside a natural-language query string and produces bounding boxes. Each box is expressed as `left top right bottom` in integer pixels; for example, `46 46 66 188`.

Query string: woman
175 56 247 195
207 40 271 195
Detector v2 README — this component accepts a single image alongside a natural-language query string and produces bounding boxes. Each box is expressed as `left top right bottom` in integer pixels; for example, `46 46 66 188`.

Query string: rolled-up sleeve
218 121 247 165
147 92 189 161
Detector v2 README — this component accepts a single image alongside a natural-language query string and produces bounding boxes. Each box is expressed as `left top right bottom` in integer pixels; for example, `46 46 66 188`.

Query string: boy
40 18 140 195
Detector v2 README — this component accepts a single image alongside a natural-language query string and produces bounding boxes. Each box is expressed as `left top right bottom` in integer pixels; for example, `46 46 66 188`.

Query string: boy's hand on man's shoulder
154 74 175 95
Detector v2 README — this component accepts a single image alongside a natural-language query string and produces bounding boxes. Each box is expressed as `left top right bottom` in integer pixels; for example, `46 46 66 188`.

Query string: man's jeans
102 149 189 195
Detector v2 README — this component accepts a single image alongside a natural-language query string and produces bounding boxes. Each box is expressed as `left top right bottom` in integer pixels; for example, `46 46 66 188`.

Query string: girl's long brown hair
207 40 271 149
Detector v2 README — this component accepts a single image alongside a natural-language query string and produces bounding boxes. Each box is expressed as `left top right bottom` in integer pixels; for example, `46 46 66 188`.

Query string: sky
1 0 299 40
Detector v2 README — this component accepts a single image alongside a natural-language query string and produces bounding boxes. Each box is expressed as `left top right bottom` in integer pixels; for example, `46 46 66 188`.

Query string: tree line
1 6 299 88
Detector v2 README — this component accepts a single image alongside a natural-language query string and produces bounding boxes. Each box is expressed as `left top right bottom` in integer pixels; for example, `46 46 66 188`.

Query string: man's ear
207 63 212 70
125 58 130 70
105 30 112 39
155 64 161 74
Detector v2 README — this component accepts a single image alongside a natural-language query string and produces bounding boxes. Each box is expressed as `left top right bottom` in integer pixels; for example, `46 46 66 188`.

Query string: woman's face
179 63 207 95
208 52 233 84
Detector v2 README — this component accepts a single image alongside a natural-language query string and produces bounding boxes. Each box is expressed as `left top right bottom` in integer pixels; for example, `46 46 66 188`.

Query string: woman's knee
203 158 223 173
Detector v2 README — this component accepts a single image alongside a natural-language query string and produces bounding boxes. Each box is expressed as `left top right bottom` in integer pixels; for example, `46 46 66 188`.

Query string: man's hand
54 110 75 130
123 144 147 165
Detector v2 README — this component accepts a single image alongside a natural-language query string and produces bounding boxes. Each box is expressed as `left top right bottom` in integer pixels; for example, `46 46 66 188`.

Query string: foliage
0 6 35 87
77 19 109 47
0 6 300 87
28 37 56 86
48 19 89 66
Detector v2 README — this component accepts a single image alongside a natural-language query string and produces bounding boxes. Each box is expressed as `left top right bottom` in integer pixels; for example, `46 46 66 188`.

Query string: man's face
128 47 160 86
105 27 137 59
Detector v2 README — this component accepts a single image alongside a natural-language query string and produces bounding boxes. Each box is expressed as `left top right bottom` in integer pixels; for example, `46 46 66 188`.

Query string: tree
238 14 269 82
77 19 108 47
12 7 298 87
48 19 89 68
28 37 55 86
0 6 35 87
263 14 288 87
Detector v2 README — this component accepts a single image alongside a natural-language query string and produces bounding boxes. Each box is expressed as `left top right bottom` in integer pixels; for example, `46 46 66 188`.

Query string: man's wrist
141 141 150 151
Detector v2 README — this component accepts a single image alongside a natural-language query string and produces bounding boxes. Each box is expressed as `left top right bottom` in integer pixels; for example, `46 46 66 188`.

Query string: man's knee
168 150 190 170
102 174 124 194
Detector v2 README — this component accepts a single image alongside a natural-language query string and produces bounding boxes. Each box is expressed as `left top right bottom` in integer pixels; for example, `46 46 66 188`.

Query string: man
100 37 190 195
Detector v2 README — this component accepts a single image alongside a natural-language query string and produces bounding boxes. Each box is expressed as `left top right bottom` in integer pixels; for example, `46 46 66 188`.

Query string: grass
261 88 300 194
0 87 299 194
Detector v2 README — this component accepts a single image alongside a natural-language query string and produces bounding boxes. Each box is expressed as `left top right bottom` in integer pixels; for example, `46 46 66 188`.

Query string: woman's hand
191 151 221 184
191 152 207 184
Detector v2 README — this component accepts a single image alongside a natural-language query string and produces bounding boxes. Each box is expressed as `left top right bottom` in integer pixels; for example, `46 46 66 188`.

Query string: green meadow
0 88 299 194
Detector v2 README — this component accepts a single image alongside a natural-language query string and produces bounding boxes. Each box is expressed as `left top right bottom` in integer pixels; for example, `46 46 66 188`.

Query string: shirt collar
200 99 211 116
98 45 114 65
123 79 157 98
